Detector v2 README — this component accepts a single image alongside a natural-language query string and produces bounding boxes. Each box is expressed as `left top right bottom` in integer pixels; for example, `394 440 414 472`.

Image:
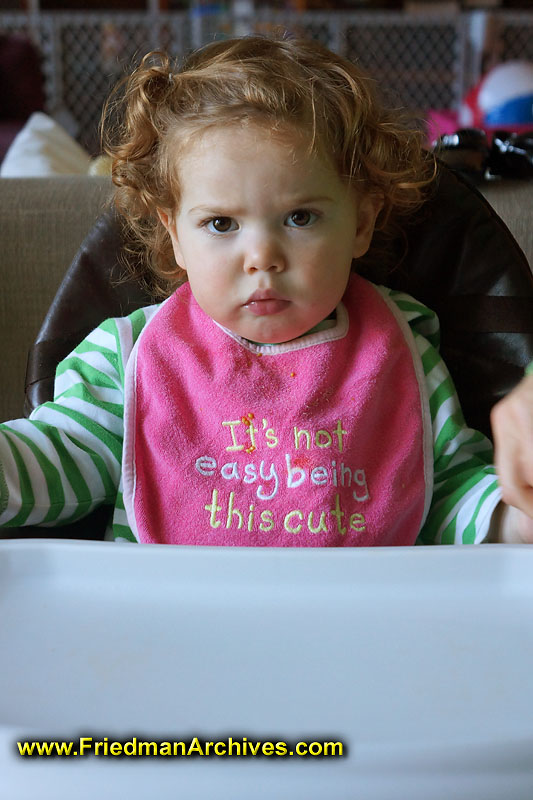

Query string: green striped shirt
0 287 500 544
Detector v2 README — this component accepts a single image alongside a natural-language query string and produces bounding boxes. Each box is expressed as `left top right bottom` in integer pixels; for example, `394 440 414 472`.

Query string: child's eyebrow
187 197 335 216
188 205 243 216
285 196 335 206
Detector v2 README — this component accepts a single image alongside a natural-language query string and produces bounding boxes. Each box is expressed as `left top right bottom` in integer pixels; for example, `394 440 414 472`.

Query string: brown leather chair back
26 163 533 441
21 162 533 540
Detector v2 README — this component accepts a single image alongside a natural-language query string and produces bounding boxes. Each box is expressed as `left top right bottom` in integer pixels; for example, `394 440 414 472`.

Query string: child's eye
286 209 318 228
205 217 237 234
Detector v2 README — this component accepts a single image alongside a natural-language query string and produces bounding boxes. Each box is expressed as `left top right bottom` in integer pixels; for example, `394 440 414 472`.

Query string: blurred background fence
2 9 533 153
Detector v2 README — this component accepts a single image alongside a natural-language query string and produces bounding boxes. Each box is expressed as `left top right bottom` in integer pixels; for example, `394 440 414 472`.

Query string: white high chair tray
1 539 533 800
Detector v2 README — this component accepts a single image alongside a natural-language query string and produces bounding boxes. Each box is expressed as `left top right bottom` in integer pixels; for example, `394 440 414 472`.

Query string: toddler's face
159 124 379 344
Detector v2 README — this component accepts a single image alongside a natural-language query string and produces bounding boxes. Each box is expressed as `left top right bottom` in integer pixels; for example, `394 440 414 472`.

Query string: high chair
3 164 533 800
16 162 533 539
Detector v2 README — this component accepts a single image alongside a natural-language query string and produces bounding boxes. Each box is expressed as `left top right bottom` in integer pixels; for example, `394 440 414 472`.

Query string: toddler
0 35 529 544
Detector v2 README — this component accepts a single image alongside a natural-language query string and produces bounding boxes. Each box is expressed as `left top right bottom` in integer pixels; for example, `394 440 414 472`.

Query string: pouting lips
243 289 290 316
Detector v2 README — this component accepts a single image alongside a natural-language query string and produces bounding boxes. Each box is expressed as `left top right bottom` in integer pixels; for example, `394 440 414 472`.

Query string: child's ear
157 208 186 269
352 193 383 260
157 208 172 231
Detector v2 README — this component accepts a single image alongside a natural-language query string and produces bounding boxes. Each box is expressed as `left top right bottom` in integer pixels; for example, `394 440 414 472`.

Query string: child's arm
0 310 149 528
381 287 500 545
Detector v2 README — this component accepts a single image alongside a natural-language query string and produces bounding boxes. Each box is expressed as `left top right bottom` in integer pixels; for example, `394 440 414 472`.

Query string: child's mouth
245 299 290 316
244 291 290 316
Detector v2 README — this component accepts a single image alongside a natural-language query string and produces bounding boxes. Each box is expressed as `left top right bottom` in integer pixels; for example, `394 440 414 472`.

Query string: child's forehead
172 120 338 180
168 123 362 214
178 119 306 153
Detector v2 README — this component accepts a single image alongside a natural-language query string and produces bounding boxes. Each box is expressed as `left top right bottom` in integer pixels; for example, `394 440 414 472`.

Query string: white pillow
0 112 91 177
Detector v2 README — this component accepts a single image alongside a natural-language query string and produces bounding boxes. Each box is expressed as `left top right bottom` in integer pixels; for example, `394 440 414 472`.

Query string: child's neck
244 310 337 347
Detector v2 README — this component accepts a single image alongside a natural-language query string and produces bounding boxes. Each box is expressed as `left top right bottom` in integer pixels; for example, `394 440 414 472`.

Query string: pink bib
123 275 432 546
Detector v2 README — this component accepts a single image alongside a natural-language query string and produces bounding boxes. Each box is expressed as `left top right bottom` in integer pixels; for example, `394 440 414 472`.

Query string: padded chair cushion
25 209 153 416
26 163 533 443
0 112 92 177
358 164 533 438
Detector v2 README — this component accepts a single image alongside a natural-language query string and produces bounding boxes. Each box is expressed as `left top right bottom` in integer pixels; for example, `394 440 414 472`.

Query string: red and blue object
460 60 533 133
427 60 533 145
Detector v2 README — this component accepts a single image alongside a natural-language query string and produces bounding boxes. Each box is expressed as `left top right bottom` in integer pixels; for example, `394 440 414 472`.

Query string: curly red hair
103 34 435 297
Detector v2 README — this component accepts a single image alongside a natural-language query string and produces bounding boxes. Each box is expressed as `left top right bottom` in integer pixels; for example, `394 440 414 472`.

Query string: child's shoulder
92 302 163 348
373 284 441 352
124 303 162 345
65 302 163 376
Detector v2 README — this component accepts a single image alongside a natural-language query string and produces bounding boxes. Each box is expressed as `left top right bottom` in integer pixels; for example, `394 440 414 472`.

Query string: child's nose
243 232 286 274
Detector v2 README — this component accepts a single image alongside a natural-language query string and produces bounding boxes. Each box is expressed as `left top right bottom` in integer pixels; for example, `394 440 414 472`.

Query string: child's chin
249 326 307 345
234 315 310 344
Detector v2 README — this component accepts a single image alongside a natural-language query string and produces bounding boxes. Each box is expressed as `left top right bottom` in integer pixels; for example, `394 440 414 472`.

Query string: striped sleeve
0 289 501 544
382 287 501 545
0 306 155 528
